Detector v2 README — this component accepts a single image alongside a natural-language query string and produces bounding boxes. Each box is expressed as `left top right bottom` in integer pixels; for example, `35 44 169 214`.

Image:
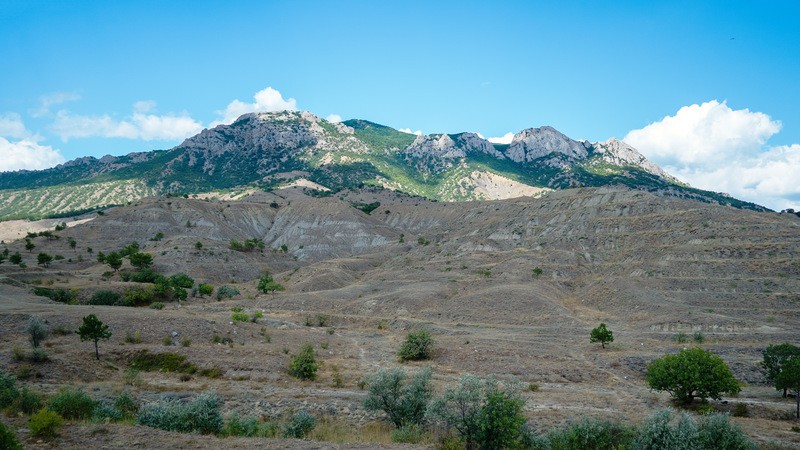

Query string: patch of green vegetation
129 350 197 374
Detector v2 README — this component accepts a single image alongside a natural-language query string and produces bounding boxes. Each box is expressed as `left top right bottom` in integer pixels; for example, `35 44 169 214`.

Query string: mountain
0 111 767 220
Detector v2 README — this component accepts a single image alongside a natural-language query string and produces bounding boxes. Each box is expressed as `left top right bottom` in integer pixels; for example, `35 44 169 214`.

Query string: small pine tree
77 314 112 360
398 329 434 361
105 251 122 272
590 323 614 349
37 253 53 268
289 343 318 380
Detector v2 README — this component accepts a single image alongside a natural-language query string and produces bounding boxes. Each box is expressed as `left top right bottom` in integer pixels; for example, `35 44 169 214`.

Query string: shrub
124 330 143 344
137 392 223 434
590 323 614 349
114 391 139 418
398 329 434 361
28 408 64 438
363 367 432 428
257 272 285 295
9 386 43 415
224 413 260 437
150 301 164 310
199 367 224 379
169 273 194 289
216 285 240 300
391 424 426 443
547 417 635 450
251 311 264 322
28 348 49 363
123 288 154 307
732 402 748 417
88 290 124 306
27 316 48 348
92 401 124 423
48 387 98 420
130 351 197 374
231 312 249 322
197 283 214 297
130 269 159 283
0 420 23 450
15 363 34 380
633 409 698 450
646 347 740 404
697 413 757 449
693 331 706 343
12 346 25 361
181 338 192 347
0 371 19 409
283 410 316 438
289 344 318 380
673 332 689 343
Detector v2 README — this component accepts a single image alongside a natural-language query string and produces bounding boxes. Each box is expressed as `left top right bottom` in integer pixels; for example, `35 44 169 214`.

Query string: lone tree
646 347 740 404
257 272 285 296
27 316 48 348
775 358 800 419
77 314 112 360
761 343 800 398
590 323 614 349
288 343 318 380
363 367 432 429
37 252 53 268
24 239 35 253
105 251 122 272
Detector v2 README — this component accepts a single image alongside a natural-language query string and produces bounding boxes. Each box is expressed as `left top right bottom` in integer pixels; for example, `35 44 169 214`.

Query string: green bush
231 312 249 322
697 413 757 450
29 408 64 438
137 392 223 434
129 350 197 374
130 269 159 283
169 273 194 289
27 316 48 348
114 391 139 418
398 329 434 361
9 386 43 415
150 301 164 310
28 348 49 362
123 288 154 307
197 283 214 297
216 285 240 300
223 413 260 437
92 401 124 423
363 367 432 428
0 371 19 408
633 409 756 450
48 387 98 420
289 344 318 380
88 290 124 306
547 417 635 450
0 420 23 450
282 410 316 438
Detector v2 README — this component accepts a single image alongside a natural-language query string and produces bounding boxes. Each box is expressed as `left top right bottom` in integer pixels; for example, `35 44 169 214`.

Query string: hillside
0 111 767 221
0 186 798 447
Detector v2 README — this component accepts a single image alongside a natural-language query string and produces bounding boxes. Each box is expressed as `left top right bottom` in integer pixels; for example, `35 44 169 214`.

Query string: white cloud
487 132 514 144
624 100 781 166
0 137 65 172
33 92 81 117
52 103 203 141
624 100 799 211
213 87 298 126
399 128 423 136
0 113 30 139
326 114 342 123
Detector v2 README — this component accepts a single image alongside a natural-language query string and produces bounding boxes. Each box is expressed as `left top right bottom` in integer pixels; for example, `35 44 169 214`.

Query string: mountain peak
506 126 591 163
593 138 676 181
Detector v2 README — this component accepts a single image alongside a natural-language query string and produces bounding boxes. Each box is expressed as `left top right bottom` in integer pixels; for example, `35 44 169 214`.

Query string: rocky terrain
0 111 767 221
0 185 798 448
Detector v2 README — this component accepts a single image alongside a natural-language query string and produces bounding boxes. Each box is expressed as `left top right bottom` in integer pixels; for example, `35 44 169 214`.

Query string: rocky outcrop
505 126 592 163
592 138 676 181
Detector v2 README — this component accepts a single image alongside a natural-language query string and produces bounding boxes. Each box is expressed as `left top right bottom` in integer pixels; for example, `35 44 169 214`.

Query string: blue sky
1 0 798 209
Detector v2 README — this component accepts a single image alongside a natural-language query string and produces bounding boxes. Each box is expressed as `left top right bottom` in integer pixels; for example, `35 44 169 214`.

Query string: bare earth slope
0 187 798 448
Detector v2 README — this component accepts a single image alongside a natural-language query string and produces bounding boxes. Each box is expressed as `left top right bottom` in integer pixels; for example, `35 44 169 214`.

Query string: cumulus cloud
624 100 798 211
0 113 30 139
0 137 65 172
213 87 298 126
33 92 81 117
52 103 203 141
624 100 781 166
487 132 514 144
399 128 423 136
326 114 342 123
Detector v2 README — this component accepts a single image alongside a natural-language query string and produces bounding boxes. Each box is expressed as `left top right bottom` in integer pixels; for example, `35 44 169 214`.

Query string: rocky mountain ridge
0 111 767 220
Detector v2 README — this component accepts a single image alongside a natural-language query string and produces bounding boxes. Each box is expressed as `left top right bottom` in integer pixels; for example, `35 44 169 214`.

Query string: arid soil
1 186 799 448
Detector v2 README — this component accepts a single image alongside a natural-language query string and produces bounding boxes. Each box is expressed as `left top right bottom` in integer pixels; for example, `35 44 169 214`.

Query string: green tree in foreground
761 343 800 398
646 347 740 404
363 367 432 429
775 358 800 419
398 329 434 361
288 343 318 380
590 323 614 349
77 314 112 360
